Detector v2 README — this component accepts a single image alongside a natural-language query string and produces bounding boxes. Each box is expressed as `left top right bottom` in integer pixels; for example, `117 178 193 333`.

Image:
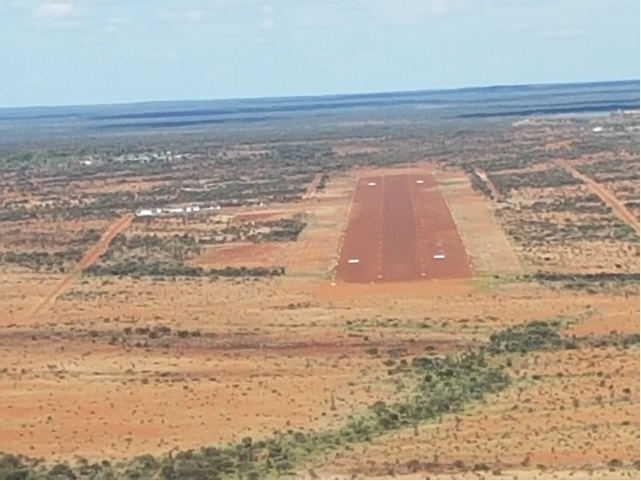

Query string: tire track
24 214 134 321
556 159 639 235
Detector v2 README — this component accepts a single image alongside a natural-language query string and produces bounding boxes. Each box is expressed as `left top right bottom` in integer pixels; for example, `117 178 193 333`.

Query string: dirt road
556 160 639 235
24 214 133 321
302 173 323 200
474 168 502 200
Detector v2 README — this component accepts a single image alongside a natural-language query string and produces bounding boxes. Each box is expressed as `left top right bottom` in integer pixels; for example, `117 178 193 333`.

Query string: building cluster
115 151 174 163
134 205 221 218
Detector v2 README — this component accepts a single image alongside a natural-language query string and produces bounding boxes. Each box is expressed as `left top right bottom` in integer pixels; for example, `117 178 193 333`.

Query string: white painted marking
367 182 376 186
433 254 446 260
348 259 360 264
416 180 424 184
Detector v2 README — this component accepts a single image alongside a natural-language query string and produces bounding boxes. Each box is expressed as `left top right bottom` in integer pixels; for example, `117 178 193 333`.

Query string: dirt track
302 173 322 200
557 160 640 235
24 214 133 321
337 174 471 283
474 167 501 199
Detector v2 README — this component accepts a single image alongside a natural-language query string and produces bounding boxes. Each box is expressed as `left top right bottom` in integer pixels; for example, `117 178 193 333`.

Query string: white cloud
27 75 48 86
258 4 276 30
508 21 536 32
100 16 128 33
185 9 205 21
371 0 469 22
33 2 74 19
425 0 453 16
148 51 179 61
159 9 206 22
259 16 276 30
538 28 588 38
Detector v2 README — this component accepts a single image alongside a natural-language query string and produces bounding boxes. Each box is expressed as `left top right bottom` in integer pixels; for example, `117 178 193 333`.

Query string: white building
135 208 155 217
135 205 218 217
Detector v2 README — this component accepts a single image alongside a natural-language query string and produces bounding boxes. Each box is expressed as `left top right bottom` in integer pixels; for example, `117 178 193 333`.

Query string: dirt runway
337 174 471 283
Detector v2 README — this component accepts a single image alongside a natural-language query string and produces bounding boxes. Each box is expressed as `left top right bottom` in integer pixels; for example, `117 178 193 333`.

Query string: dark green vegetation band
1 321 638 480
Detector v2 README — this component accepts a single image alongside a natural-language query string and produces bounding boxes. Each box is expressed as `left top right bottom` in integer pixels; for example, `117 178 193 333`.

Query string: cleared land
0 108 638 479
438 171 523 276
336 174 471 283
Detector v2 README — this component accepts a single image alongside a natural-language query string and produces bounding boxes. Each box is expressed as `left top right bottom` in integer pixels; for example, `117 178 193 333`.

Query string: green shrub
486 320 563 354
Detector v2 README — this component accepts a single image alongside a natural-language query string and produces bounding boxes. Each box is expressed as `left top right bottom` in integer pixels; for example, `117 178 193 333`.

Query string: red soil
192 242 284 268
336 174 471 283
23 214 133 321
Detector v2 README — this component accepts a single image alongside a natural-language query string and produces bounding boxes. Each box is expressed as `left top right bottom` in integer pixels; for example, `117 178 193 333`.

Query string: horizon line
2 78 639 111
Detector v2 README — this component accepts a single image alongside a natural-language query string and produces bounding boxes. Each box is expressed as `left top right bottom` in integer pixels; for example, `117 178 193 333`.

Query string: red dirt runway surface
337 174 471 283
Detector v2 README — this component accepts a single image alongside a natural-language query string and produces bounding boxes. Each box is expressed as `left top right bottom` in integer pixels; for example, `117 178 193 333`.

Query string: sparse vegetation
486 320 564 354
526 271 640 292
1 250 82 273
488 167 580 196
2 320 629 480
0 94 638 481
84 261 284 279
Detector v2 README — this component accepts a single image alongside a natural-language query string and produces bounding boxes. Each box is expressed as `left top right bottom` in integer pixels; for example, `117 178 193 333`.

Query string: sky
0 0 639 107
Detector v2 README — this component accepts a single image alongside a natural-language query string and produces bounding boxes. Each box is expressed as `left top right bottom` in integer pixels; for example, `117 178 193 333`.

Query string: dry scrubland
0 111 639 479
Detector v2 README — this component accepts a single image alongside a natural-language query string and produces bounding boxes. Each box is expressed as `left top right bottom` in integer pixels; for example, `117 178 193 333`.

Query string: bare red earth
337 174 471 283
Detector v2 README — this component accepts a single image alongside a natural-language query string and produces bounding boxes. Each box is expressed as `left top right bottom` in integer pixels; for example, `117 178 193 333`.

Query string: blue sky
1 0 639 107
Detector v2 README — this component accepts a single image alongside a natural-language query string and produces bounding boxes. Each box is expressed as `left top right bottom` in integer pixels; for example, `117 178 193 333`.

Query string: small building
165 207 184 214
135 204 219 218
135 208 154 217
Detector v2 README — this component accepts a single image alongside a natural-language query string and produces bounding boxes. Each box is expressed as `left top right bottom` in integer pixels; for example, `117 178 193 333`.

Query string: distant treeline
456 102 640 119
